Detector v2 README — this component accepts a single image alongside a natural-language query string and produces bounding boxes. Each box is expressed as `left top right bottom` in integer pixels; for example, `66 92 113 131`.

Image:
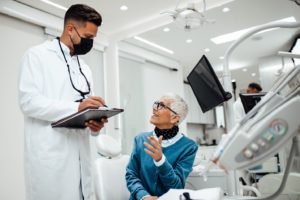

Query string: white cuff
141 195 151 200
154 154 166 167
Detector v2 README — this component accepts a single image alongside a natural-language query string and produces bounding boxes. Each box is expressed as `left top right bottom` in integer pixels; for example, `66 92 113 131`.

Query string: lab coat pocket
35 125 69 165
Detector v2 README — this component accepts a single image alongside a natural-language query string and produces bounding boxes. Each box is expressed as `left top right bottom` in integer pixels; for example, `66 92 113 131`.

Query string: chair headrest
96 134 121 158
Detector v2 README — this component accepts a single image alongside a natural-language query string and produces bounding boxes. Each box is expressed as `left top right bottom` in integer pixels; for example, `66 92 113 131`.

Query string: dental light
204 21 300 199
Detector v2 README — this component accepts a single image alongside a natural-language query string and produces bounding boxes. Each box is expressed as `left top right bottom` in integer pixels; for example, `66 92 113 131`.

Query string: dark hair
248 82 262 92
64 4 102 27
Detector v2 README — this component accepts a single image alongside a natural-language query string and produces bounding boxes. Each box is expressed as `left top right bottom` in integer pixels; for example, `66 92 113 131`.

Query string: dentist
18 4 106 200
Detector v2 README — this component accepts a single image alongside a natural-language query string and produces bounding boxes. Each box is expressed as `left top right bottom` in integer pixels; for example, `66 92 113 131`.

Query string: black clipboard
51 107 124 129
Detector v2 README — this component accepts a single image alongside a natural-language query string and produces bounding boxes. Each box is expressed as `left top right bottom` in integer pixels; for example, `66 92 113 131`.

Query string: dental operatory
1 0 300 200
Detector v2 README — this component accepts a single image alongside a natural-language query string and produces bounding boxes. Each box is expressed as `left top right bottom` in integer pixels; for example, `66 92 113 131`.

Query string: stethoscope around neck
56 37 91 102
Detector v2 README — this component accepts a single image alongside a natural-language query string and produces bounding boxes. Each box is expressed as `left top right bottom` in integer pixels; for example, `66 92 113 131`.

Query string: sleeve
233 98 245 124
154 154 166 167
156 143 198 189
18 49 79 122
125 136 150 200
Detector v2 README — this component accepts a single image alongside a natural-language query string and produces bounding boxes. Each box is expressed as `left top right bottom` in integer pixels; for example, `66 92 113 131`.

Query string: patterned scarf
154 126 179 140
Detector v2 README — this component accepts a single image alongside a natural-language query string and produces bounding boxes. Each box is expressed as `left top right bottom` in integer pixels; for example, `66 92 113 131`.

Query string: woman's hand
144 135 163 162
144 196 158 200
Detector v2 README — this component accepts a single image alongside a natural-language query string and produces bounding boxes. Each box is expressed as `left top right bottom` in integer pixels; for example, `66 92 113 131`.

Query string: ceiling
15 0 300 77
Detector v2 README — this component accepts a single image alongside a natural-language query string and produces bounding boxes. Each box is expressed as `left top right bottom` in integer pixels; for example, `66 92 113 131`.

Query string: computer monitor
289 34 300 65
187 55 232 113
239 92 266 113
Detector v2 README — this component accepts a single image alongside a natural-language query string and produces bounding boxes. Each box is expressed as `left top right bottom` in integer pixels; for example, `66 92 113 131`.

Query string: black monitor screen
187 55 231 113
239 93 266 113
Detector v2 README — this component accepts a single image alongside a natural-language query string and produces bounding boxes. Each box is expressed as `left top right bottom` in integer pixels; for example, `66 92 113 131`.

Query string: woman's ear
171 115 180 125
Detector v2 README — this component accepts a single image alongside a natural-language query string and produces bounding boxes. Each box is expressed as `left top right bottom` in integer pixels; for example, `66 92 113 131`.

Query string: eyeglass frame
153 101 178 115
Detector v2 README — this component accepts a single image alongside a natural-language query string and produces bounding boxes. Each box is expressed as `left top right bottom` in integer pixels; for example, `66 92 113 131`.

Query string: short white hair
160 93 188 124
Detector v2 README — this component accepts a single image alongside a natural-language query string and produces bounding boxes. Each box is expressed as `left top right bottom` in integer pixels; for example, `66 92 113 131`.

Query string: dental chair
94 134 130 200
257 172 300 200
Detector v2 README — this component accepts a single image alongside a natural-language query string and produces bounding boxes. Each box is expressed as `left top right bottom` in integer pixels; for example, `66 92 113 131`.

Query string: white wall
119 56 147 154
0 13 46 200
119 54 185 154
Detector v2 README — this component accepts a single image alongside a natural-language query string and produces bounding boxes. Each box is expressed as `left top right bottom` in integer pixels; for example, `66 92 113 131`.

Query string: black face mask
72 28 93 55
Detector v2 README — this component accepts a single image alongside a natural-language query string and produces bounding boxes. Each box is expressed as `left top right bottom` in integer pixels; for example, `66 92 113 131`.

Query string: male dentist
18 4 106 200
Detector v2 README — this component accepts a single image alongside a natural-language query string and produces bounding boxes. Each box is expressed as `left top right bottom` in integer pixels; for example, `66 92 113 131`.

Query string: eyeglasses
153 101 178 115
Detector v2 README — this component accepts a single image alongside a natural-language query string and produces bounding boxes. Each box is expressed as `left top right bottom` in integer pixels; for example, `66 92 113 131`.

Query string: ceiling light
163 27 170 32
242 68 248 72
186 39 193 43
251 73 256 77
134 36 174 55
40 0 67 11
204 48 210 52
222 7 230 12
219 56 224 60
211 16 296 44
120 5 128 11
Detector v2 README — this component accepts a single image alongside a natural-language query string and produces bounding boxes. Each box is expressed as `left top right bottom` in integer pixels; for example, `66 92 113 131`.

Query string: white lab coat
18 39 96 200
233 97 245 124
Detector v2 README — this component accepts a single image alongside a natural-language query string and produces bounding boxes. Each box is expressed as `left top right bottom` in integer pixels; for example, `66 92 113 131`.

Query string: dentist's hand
144 135 163 162
85 118 108 132
78 96 107 132
78 96 105 111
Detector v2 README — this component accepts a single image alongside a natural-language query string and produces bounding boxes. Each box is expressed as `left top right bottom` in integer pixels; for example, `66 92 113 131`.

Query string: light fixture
161 1 216 32
120 5 128 11
251 73 256 77
219 56 224 60
186 39 193 43
204 48 210 52
163 27 170 32
222 7 230 12
211 16 296 44
134 36 174 55
40 0 67 11
242 68 248 72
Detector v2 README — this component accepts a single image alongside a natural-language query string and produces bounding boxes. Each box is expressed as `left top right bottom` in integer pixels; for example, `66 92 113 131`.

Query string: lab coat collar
46 38 72 59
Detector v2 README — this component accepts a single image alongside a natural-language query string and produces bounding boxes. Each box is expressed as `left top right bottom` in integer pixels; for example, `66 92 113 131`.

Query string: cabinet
184 84 215 124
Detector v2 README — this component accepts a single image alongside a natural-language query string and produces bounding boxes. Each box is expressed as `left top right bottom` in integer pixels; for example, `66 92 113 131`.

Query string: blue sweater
125 132 198 200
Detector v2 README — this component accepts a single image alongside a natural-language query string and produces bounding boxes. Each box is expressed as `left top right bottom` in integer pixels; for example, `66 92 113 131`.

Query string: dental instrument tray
51 107 124 129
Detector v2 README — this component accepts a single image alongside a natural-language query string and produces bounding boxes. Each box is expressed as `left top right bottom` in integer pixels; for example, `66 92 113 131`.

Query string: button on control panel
250 143 259 152
241 119 288 160
243 149 253 159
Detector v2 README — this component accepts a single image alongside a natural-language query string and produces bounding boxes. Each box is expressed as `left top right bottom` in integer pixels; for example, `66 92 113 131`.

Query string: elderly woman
126 93 198 200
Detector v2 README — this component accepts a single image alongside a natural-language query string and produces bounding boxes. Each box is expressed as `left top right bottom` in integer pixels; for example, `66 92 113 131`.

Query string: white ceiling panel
14 0 300 77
